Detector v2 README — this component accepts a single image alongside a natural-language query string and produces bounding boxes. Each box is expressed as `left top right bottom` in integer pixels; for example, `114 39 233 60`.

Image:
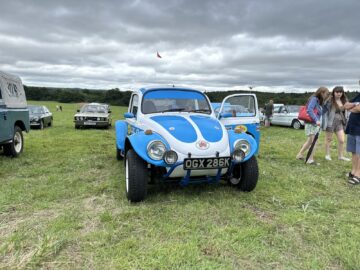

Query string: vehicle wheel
48 120 52 127
125 149 148 202
230 156 259 191
292 120 302 130
75 125 80 129
40 120 44 130
116 147 123 160
3 126 24 157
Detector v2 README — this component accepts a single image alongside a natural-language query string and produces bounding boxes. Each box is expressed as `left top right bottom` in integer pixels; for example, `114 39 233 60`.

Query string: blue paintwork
143 89 206 100
115 120 128 152
127 131 170 166
124 112 134 118
189 115 223 142
225 123 260 154
227 130 258 161
150 115 197 143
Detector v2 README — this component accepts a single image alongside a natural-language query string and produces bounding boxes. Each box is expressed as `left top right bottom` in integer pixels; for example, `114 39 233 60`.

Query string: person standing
322 86 350 161
264 99 274 127
296 87 329 164
344 94 360 184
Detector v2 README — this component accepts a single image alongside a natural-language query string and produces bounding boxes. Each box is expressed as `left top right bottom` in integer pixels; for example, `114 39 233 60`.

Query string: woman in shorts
322 86 350 161
296 87 329 165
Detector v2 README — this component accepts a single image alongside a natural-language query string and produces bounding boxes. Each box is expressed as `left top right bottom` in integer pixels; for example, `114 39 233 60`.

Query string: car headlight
147 140 166 160
234 139 251 156
163 150 178 164
232 149 245 162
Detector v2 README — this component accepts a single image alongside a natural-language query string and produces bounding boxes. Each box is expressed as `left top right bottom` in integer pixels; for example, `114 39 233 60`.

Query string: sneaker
339 156 350 161
325 155 332 161
306 160 320 166
296 154 304 160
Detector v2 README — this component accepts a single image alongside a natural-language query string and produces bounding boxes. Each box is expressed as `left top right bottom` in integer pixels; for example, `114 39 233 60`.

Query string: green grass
1 101 359 269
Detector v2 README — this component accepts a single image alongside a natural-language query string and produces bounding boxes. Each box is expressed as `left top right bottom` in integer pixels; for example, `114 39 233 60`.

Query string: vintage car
74 103 112 129
28 105 53 129
271 105 304 129
115 87 259 202
0 71 30 157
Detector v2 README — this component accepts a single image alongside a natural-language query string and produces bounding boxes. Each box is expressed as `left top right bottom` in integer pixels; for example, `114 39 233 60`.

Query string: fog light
232 149 245 162
163 150 178 164
147 140 166 160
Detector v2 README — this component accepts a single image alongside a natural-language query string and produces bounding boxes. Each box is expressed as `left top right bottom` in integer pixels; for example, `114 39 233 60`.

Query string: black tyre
229 156 259 191
75 124 80 129
3 126 24 157
48 120 52 127
125 149 148 202
116 147 123 160
292 119 302 130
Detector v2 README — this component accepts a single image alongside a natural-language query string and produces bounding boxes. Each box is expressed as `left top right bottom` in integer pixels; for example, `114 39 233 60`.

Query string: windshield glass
220 95 256 117
29 106 43 114
287 105 301 113
81 104 107 113
142 90 211 114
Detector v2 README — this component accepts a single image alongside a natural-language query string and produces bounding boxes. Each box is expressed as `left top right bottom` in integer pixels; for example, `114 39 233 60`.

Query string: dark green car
0 71 30 157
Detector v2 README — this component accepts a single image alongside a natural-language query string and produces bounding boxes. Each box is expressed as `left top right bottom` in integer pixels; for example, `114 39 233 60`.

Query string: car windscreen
221 96 256 117
29 106 43 114
81 105 107 113
142 90 211 114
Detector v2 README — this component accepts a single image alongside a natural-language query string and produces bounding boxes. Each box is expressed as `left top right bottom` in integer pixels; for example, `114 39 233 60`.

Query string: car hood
140 114 230 156
74 112 110 117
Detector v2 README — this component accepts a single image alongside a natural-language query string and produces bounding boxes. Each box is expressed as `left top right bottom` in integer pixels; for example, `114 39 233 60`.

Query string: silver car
271 105 304 129
74 103 112 129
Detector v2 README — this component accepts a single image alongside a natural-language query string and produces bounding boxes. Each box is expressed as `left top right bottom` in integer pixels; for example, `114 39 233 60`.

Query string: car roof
138 86 204 95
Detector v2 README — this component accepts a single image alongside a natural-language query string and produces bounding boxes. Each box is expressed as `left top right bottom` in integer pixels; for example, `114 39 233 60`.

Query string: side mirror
124 112 135 119
219 112 233 119
77 109 80 112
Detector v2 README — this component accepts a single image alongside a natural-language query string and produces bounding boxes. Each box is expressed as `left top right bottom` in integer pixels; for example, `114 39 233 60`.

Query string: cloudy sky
1 0 360 92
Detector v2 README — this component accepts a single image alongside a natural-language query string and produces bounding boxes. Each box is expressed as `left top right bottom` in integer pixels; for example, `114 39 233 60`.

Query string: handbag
298 101 318 123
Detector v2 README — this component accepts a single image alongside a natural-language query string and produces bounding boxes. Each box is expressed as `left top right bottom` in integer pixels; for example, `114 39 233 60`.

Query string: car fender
127 131 170 166
115 120 128 152
227 130 257 161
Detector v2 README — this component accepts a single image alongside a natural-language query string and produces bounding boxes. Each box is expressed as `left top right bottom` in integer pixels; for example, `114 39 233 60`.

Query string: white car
271 105 304 129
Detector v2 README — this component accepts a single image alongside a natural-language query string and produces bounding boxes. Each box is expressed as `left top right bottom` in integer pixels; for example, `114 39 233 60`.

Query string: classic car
74 103 112 129
0 71 30 157
115 87 259 202
271 105 304 129
28 105 53 129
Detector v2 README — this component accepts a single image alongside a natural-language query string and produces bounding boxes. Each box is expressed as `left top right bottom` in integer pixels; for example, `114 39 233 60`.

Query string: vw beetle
115 87 259 202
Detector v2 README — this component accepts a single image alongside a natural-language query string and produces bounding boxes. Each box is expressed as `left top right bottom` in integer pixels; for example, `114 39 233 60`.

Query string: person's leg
324 131 333 159
335 129 347 159
297 135 314 159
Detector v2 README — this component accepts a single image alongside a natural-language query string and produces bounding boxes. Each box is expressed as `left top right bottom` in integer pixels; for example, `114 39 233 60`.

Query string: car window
81 104 107 113
29 106 43 114
287 105 301 113
130 94 139 117
142 90 211 114
221 96 256 117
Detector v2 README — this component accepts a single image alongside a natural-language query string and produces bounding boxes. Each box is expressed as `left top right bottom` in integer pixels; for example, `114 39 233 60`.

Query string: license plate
183 157 231 170
84 121 96 125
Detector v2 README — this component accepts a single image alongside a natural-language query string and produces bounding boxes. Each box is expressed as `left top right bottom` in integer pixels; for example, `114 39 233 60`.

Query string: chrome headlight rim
163 150 178 165
232 149 245 162
234 139 251 156
147 140 167 160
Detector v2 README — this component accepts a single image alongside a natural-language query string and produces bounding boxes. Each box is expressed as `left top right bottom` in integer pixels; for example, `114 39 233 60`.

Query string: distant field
1 101 358 269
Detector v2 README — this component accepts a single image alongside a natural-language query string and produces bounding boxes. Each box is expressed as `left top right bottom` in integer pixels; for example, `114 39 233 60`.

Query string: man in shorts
344 94 360 184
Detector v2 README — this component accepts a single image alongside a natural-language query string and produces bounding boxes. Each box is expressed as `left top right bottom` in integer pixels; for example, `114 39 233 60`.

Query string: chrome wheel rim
14 131 22 153
293 121 301 129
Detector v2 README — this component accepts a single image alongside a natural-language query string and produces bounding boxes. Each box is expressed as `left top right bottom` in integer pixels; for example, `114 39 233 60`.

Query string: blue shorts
347 134 360 154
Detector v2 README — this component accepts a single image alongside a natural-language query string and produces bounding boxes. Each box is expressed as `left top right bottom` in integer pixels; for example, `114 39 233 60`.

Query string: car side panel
115 120 128 152
227 130 258 161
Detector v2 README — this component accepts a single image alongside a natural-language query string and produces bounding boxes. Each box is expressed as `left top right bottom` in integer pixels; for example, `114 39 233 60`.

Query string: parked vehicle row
260 103 305 129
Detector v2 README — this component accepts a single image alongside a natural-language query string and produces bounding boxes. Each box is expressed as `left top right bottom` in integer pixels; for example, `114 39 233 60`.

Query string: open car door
215 94 260 152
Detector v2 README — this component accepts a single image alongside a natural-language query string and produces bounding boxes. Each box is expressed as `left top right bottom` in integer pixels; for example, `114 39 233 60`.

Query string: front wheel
292 119 302 130
229 156 259 191
3 126 24 157
125 149 148 202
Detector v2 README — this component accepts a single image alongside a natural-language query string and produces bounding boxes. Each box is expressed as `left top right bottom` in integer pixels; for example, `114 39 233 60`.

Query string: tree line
24 85 359 107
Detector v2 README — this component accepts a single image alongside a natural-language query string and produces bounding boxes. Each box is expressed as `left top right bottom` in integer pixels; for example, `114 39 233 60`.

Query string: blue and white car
115 87 259 202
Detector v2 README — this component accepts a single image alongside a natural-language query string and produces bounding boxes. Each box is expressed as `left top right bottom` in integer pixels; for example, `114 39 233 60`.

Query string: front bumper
74 120 110 127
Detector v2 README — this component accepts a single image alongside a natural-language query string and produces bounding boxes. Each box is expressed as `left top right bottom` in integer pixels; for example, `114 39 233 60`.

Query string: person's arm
344 101 360 112
307 97 320 124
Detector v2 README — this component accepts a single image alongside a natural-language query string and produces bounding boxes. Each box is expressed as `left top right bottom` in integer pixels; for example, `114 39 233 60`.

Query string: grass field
1 101 359 269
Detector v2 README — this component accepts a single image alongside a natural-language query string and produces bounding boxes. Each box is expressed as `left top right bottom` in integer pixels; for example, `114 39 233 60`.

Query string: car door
217 94 260 150
127 94 140 134
0 84 11 141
